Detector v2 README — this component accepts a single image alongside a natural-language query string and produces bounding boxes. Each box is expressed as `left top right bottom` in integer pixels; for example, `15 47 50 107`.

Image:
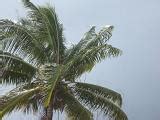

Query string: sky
0 0 160 120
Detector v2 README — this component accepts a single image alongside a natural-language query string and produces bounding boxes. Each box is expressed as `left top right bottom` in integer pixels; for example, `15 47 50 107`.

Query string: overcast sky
0 0 160 120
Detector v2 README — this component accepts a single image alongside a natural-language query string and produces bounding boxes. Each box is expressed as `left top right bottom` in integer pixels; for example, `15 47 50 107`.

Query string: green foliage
0 51 36 84
0 83 43 118
64 26 122 81
44 65 62 107
0 0 127 120
0 19 48 65
74 82 122 107
62 88 93 120
74 87 127 120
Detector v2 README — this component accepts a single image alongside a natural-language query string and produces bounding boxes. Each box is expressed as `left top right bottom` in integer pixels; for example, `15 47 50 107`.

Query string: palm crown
0 0 127 120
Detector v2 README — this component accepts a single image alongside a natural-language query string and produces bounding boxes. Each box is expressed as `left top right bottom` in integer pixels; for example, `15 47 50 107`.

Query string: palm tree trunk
45 90 59 120
46 101 54 120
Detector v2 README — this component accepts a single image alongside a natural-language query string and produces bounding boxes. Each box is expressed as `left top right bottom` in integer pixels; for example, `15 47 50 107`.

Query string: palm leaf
64 26 121 81
38 5 66 62
64 44 121 81
0 19 49 64
22 0 66 63
44 65 62 107
65 25 115 63
65 26 97 63
74 88 128 120
0 84 41 118
0 51 36 84
74 82 122 107
62 89 93 120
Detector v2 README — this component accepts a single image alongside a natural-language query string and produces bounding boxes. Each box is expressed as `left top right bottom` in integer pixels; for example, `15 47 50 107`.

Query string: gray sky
0 0 160 120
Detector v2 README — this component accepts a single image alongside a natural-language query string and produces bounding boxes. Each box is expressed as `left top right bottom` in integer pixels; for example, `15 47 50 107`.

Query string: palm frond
0 19 49 64
62 89 93 120
65 26 97 62
0 84 42 118
64 44 121 81
19 81 46 113
74 88 128 120
74 82 122 107
38 5 66 63
0 51 36 84
65 25 115 63
44 65 62 107
85 25 114 49
63 26 121 81
22 0 66 62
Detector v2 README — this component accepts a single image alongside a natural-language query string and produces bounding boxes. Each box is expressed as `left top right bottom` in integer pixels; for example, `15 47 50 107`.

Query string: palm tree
0 0 127 120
